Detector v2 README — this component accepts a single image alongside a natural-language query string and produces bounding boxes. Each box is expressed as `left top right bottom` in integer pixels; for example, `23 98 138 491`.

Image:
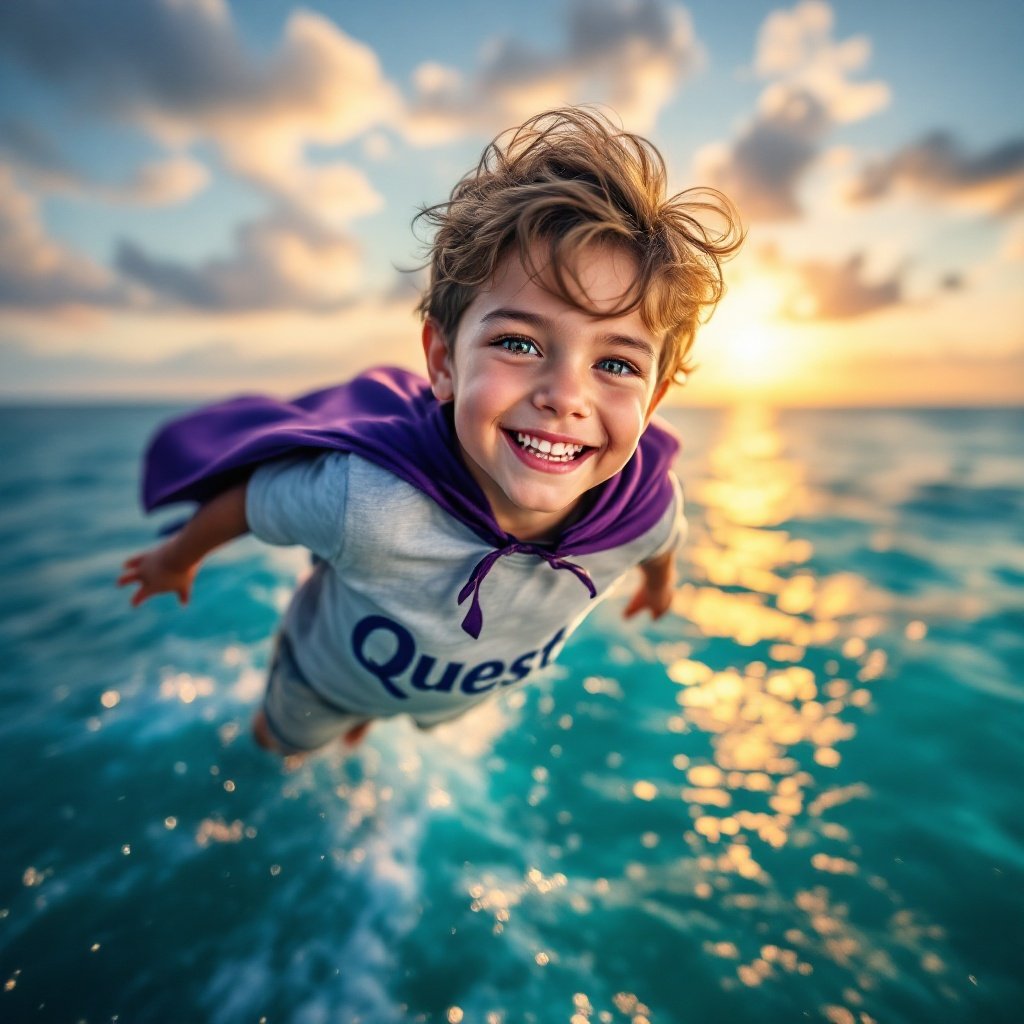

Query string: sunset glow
0 1 1020 406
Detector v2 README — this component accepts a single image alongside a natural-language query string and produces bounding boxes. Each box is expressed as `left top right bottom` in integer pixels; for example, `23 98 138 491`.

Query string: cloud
114 209 364 312
0 337 339 397
779 250 905 319
0 120 211 205
103 155 211 206
810 346 1024 406
238 158 383 233
1002 219 1024 261
0 0 397 223
0 337 336 388
0 119 78 186
697 0 889 221
848 131 1024 216
0 296 423 397
404 0 702 143
0 165 126 308
697 88 830 220
753 1 889 123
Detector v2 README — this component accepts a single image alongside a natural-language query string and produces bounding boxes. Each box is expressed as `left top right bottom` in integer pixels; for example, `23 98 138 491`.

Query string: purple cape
143 366 679 636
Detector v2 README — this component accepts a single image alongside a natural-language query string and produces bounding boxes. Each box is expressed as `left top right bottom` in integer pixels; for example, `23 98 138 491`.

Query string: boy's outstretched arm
622 548 677 621
118 481 250 607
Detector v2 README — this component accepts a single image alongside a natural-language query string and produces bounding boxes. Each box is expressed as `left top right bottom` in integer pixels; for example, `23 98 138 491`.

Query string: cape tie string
457 543 597 638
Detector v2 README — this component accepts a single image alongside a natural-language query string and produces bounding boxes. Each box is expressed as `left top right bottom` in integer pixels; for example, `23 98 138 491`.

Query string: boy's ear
422 318 454 402
645 379 670 422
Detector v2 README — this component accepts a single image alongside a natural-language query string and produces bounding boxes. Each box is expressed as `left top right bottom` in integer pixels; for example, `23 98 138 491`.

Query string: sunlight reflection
159 671 214 704
657 404 947 1012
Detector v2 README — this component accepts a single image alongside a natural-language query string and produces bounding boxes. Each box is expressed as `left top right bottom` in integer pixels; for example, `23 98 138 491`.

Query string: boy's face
423 243 668 541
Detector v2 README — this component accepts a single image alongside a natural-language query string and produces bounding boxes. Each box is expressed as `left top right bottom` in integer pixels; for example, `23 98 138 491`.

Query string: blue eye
596 357 638 377
497 336 539 356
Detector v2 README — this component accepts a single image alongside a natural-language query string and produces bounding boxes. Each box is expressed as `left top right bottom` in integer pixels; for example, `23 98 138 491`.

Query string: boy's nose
532 362 592 419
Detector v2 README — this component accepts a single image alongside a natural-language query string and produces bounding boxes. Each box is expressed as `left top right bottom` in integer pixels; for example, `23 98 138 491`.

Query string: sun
693 277 808 398
718 322 792 386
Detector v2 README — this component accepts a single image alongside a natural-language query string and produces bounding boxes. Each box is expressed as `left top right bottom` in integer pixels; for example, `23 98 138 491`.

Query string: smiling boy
424 243 668 544
121 108 742 758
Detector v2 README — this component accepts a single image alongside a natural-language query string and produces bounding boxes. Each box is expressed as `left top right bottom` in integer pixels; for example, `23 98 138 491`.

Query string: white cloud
98 155 211 206
0 294 424 398
0 166 124 308
0 2 398 225
404 0 702 144
1002 218 1024 261
697 0 889 221
754 0 889 123
234 158 384 233
362 132 393 162
0 120 210 206
147 10 401 176
115 210 366 312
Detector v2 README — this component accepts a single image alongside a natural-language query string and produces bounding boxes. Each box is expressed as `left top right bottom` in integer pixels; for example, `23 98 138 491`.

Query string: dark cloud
704 88 830 221
0 118 78 186
783 251 905 320
0 1 251 117
849 131 1024 214
115 210 362 312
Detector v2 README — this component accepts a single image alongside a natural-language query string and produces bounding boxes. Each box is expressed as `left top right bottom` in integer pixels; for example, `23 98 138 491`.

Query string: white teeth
514 432 585 462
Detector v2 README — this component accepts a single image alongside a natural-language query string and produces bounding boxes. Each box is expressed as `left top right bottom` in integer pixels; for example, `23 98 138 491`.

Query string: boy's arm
622 547 677 621
118 481 249 607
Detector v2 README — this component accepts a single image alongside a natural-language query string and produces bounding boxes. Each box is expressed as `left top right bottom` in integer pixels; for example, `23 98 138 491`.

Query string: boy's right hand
118 544 198 608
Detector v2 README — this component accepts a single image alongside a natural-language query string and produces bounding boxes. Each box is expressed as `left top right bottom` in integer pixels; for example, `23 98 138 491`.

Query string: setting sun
717 323 795 388
683 276 814 402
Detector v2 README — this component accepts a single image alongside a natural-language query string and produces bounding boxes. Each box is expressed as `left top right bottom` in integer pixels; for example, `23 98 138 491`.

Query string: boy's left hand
622 550 677 620
622 577 674 620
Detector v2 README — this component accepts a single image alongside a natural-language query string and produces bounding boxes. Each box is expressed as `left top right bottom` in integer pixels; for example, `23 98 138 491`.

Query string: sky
0 0 1022 406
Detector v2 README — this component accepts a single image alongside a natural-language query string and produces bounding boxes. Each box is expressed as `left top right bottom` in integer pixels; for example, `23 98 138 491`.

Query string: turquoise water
1 403 1022 1024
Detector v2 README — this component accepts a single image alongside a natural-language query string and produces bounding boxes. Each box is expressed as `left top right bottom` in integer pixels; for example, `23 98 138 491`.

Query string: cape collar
143 367 679 636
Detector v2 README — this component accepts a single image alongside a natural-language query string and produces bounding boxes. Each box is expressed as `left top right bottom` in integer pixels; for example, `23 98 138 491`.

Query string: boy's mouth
505 430 592 464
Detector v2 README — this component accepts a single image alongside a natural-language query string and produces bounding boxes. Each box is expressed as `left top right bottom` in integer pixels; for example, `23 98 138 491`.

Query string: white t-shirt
246 452 683 723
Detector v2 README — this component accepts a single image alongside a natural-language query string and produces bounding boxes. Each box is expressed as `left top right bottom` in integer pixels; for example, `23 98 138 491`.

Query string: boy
119 107 741 759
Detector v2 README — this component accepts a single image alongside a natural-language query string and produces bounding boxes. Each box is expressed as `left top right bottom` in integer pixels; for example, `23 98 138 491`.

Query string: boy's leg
340 720 373 746
257 634 374 759
252 705 276 751
250 706 311 770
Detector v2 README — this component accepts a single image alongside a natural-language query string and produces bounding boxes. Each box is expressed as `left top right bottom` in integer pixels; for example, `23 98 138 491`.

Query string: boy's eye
596 357 639 377
496 335 539 356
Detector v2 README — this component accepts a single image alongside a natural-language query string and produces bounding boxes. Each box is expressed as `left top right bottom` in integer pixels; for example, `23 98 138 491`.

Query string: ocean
0 402 1021 1024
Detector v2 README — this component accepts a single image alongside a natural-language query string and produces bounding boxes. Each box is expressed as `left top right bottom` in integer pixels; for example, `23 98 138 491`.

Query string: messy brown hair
414 106 744 384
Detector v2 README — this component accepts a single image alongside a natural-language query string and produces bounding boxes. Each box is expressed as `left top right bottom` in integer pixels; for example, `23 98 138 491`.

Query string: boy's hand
622 550 677 621
117 481 249 609
118 544 198 608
